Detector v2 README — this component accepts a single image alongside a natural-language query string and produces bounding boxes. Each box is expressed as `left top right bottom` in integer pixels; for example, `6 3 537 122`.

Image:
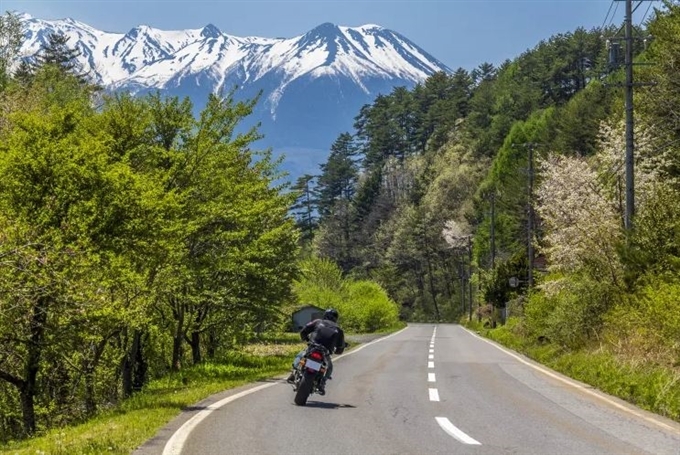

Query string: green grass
466 321 680 422
0 342 305 455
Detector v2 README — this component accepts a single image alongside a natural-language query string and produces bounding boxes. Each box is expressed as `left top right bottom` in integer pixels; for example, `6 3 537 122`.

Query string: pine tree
34 32 88 83
290 174 319 242
13 60 34 85
316 132 359 218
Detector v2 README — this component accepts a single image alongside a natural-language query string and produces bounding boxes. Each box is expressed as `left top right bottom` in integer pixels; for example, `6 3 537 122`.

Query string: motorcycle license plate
305 359 322 371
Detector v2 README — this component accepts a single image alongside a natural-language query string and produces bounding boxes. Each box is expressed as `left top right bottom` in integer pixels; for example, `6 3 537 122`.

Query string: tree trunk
122 329 144 398
19 294 50 435
190 331 201 365
206 330 217 359
172 301 185 372
83 334 113 415
132 331 147 393
19 385 36 436
84 367 96 416
121 328 132 398
424 255 440 321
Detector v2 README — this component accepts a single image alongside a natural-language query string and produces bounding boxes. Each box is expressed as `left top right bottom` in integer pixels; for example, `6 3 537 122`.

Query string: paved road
136 324 680 455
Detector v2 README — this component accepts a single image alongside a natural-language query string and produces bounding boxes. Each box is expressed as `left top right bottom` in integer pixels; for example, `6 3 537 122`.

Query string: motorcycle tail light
310 350 323 361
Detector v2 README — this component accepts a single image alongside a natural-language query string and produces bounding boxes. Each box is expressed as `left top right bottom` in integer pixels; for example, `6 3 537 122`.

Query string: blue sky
0 1 648 70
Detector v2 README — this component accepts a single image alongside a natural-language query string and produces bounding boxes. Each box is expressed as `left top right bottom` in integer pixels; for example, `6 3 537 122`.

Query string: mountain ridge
15 12 452 175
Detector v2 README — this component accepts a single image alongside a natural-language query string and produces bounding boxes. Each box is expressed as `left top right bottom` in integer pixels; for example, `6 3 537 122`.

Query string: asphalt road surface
136 324 680 455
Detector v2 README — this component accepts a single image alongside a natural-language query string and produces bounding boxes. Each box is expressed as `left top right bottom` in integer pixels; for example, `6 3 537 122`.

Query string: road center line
429 388 440 401
428 354 434 359
429 349 434 353
428 372 436 382
428 361 434 368
435 417 481 445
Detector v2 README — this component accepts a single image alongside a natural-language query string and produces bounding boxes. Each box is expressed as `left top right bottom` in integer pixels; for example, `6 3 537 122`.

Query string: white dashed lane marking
429 326 483 446
436 417 481 445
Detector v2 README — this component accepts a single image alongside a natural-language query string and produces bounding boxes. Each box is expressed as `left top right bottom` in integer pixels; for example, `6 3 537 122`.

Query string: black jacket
299 318 345 354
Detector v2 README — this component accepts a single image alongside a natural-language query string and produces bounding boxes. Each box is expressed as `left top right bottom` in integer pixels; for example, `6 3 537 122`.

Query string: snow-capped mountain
17 13 451 175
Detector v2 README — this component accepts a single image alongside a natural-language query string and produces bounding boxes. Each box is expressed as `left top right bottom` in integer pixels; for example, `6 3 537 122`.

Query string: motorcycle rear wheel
294 371 315 406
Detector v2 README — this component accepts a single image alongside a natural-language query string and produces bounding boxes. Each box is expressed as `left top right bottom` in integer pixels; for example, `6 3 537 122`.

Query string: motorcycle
291 342 330 406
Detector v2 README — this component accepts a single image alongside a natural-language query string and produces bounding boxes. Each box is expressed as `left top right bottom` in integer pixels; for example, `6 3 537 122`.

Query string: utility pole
611 0 658 231
490 191 496 269
512 142 538 288
527 143 534 288
624 0 635 231
468 235 473 322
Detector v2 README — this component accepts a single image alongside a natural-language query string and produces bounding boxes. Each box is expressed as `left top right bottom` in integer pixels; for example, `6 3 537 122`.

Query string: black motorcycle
291 343 330 406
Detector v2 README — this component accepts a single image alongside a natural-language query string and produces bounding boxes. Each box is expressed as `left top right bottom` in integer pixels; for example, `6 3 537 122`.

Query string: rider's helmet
323 308 339 322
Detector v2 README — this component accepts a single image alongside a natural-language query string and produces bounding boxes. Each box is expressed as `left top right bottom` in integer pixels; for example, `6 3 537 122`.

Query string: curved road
136 324 680 455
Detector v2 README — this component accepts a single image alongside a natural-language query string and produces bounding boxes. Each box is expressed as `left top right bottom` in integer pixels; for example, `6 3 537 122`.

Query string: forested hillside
294 4 680 419
297 22 617 320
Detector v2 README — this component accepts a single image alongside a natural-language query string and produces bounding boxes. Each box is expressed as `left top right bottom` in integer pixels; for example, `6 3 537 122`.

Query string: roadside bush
606 276 680 366
525 274 618 348
345 280 400 332
293 257 400 332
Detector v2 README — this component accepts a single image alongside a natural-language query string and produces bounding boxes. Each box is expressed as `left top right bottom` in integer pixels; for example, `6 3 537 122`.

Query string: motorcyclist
287 308 345 395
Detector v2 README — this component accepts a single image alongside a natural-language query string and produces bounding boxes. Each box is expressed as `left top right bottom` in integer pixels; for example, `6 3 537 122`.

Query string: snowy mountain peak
15 14 452 156
200 24 222 39
307 22 341 37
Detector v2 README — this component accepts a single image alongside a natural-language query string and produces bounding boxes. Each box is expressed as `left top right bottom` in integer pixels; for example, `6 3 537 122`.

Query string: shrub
606 276 680 366
525 274 618 348
345 280 400 332
292 257 399 332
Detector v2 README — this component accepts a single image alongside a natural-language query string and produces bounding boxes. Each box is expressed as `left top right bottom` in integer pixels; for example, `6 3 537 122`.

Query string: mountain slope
17 13 452 174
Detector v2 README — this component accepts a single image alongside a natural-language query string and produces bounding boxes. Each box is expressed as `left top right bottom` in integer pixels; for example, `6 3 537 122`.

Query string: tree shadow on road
303 401 356 409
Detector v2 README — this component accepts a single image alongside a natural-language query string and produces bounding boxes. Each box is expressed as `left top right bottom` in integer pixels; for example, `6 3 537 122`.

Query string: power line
608 1 621 28
640 1 654 25
601 0 616 30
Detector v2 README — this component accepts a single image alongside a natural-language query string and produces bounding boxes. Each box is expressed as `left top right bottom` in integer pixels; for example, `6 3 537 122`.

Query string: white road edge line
428 373 436 382
429 388 440 401
435 417 481 445
428 361 434 368
462 327 680 435
162 326 410 455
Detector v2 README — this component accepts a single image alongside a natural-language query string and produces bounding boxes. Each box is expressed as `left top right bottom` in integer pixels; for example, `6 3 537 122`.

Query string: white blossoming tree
535 153 623 286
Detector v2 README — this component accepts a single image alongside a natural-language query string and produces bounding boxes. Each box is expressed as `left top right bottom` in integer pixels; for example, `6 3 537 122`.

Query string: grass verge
0 336 305 455
464 319 680 422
